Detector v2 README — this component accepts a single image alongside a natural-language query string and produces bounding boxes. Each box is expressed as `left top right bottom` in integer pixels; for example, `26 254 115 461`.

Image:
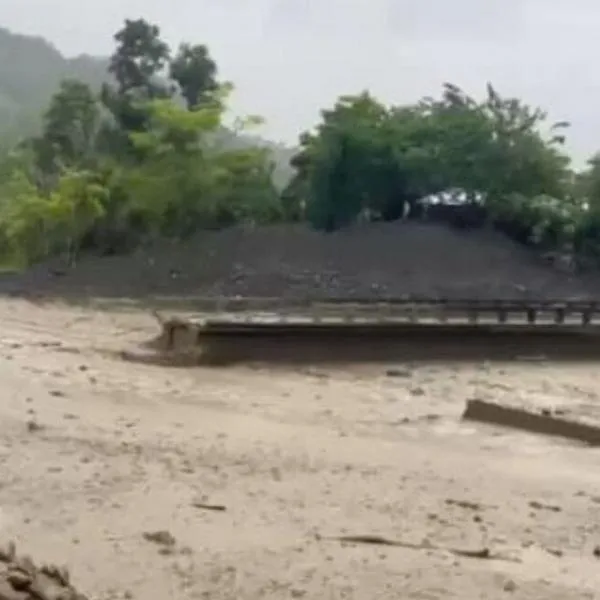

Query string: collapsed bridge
137 297 600 365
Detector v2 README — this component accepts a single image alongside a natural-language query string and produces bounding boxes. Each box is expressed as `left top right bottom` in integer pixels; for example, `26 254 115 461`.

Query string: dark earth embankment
2 222 600 301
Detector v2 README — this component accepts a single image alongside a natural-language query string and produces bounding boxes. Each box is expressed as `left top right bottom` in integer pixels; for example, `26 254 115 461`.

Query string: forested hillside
0 27 108 152
1 16 600 289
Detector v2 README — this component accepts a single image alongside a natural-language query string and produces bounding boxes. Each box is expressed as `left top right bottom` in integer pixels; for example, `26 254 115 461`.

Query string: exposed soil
1 297 600 599
2 222 600 300
2 223 600 598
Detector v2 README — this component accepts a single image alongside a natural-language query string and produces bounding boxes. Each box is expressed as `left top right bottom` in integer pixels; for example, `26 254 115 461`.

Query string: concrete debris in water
0 540 89 600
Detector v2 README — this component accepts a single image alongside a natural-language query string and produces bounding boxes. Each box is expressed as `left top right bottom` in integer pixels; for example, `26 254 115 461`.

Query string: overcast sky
1 0 599 163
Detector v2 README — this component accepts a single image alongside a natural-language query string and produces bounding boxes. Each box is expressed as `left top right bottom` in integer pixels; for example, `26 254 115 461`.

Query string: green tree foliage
0 18 282 265
575 153 600 208
99 18 172 156
120 91 280 236
0 169 106 264
108 18 170 96
284 82 578 246
169 43 218 109
29 79 101 177
3 18 600 270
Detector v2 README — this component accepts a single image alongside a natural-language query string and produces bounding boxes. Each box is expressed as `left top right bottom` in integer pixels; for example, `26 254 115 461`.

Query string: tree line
1 17 600 267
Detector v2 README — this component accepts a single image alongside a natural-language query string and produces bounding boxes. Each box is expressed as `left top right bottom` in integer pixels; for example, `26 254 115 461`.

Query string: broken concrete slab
462 399 600 445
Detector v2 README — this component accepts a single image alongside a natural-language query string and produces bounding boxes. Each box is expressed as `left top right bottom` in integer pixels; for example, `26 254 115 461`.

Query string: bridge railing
173 296 600 327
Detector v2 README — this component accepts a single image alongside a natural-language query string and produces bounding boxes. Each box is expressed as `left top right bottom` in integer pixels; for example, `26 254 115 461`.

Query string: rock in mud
0 540 88 600
385 367 412 378
142 530 176 547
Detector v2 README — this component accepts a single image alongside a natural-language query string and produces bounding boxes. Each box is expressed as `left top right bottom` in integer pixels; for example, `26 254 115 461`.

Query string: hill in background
0 27 107 151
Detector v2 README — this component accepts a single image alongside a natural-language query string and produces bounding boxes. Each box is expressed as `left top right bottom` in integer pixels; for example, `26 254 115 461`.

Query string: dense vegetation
2 18 600 268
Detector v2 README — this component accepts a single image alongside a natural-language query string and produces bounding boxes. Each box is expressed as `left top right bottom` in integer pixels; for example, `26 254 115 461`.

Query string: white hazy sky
1 0 599 163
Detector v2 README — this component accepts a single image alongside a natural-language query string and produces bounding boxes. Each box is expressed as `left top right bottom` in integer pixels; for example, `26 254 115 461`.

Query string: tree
101 18 171 147
574 152 600 207
31 79 100 176
285 82 574 233
120 87 280 236
108 18 170 96
0 169 49 263
44 170 108 264
478 83 570 205
169 43 218 109
286 92 396 230
207 147 281 227
0 168 107 264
